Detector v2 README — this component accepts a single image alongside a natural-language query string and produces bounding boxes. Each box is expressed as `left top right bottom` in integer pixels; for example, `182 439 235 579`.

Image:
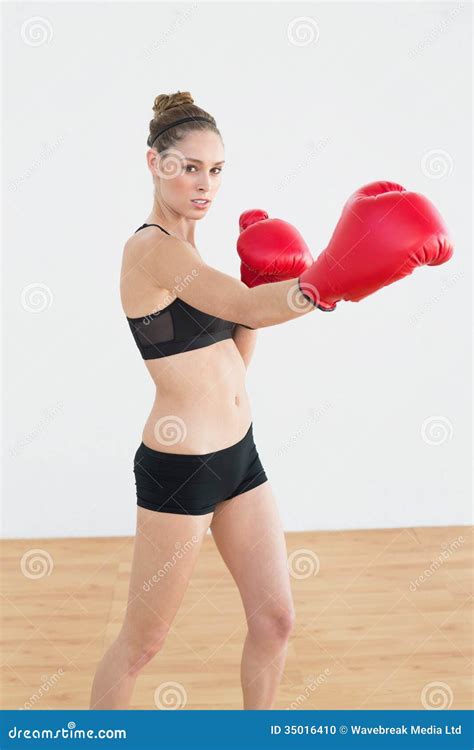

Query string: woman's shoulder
120 228 177 316
125 223 174 248
127 227 203 266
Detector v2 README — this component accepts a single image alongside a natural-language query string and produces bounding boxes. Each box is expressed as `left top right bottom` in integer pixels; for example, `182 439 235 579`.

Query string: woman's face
152 130 225 219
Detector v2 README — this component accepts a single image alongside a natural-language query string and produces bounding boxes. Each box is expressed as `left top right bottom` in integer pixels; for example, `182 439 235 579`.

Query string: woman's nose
196 176 211 191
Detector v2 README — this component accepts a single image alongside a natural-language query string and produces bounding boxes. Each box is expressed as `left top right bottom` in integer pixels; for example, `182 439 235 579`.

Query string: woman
89 91 318 710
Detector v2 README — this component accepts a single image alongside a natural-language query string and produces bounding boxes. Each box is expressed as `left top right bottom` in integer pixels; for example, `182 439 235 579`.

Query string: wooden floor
1 526 472 710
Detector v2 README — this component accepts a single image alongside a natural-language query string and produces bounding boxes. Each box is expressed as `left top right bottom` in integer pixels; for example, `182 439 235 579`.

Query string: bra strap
135 223 171 235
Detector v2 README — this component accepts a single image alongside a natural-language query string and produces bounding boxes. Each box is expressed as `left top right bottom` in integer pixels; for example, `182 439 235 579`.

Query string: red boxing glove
298 181 454 311
237 209 314 287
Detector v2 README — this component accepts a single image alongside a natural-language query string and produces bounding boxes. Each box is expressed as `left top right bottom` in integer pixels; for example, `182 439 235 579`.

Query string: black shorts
133 422 268 515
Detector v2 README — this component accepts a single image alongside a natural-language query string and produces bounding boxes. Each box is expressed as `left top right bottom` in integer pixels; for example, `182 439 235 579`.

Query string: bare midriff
141 337 252 454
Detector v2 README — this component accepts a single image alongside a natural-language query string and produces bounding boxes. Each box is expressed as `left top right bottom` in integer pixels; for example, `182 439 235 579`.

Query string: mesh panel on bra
130 310 174 346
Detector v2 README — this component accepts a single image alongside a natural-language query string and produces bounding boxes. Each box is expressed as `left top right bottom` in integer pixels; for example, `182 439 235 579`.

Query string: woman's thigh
209 482 295 625
122 506 213 643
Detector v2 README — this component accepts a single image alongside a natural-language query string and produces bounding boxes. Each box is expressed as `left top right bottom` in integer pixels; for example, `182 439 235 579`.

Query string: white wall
2 2 471 538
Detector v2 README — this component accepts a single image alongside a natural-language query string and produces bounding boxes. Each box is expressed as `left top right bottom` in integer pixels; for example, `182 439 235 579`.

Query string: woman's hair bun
147 90 217 151
152 91 194 117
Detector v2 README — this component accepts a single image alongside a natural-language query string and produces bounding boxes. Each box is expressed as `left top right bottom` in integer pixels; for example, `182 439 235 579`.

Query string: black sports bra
126 223 238 360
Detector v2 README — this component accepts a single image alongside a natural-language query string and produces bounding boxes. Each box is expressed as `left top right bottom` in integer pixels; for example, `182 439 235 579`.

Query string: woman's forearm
232 325 257 368
246 278 317 329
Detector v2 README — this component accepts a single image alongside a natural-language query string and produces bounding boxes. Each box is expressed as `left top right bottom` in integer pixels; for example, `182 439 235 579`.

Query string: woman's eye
185 165 222 174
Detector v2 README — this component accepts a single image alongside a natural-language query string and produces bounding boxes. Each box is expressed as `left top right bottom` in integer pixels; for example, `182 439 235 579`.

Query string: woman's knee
117 626 170 675
248 606 296 641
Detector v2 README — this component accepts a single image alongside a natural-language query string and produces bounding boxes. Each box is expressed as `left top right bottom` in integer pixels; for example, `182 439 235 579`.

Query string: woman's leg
210 481 295 709
89 506 212 709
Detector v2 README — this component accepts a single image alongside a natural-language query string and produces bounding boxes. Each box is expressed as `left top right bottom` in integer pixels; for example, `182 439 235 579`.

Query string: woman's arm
132 232 317 329
232 325 258 368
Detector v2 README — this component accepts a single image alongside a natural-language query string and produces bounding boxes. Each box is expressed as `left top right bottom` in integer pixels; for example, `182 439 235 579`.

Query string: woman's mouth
191 199 210 209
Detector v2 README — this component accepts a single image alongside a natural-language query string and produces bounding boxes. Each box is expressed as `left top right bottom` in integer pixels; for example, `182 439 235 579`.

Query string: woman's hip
141 399 253 455
133 421 268 516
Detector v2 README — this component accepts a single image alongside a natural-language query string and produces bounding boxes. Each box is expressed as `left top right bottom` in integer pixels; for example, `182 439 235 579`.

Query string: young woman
89 90 451 710
89 91 318 710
